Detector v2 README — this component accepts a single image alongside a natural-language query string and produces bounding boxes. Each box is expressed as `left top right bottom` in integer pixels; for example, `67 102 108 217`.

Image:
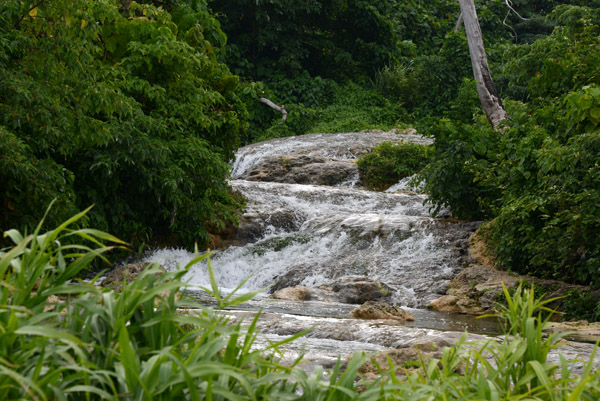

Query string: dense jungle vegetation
2 0 600 286
3 0 600 399
3 0 599 289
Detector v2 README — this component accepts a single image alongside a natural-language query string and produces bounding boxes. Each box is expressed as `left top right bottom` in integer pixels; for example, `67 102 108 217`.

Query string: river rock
232 131 433 179
239 155 357 186
234 208 300 245
357 342 458 380
271 285 311 301
545 321 600 344
101 263 166 292
351 301 415 321
318 277 395 304
429 229 586 315
358 348 422 379
428 294 484 315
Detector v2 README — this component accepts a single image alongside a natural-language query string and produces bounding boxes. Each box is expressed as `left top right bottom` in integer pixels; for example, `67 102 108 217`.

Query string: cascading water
144 131 473 307
140 131 600 373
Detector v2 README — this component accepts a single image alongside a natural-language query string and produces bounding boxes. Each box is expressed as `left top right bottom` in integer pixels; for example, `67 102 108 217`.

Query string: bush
357 141 430 190
0 0 246 247
561 289 600 322
309 83 407 134
373 32 472 117
423 93 600 285
421 6 600 285
417 118 501 219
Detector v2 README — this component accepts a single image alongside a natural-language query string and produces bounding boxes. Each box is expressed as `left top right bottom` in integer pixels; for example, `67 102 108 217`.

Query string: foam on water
143 182 463 307
143 132 464 308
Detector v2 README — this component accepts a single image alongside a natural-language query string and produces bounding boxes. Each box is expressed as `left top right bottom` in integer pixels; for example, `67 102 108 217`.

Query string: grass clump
358 141 429 190
3 210 600 400
0 209 310 400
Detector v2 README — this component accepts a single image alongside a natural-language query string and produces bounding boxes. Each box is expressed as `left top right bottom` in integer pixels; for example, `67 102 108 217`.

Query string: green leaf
15 325 82 345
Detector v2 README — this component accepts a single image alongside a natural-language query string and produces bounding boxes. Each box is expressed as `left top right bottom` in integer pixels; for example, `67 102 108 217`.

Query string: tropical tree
0 0 246 247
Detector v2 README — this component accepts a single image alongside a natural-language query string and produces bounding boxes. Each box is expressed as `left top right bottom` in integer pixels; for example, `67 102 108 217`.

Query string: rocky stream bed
138 130 600 375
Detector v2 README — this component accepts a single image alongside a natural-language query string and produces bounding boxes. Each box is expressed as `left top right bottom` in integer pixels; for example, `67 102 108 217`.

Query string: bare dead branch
259 97 288 122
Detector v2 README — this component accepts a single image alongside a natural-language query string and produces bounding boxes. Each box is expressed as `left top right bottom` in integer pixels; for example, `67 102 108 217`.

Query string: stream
142 131 599 373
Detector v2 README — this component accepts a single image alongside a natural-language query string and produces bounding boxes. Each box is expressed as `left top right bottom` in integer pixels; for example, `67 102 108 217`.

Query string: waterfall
143 131 475 308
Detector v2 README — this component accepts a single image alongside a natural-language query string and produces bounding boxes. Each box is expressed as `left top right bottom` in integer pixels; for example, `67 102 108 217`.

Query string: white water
143 132 466 308
140 132 600 373
231 131 431 178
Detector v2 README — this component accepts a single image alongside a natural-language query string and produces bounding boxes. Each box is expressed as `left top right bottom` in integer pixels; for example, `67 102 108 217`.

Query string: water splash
143 132 467 308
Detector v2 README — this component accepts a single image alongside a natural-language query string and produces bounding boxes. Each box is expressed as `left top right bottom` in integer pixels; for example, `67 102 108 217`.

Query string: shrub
561 289 600 322
0 0 246 247
417 118 501 219
357 141 429 190
309 83 407 134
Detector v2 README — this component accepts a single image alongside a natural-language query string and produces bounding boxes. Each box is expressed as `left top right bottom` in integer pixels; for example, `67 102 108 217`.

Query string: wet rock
545 321 600 344
429 294 484 315
272 285 311 301
410 338 453 352
240 155 357 186
351 301 415 321
270 265 314 293
234 208 301 245
271 277 400 305
319 277 394 304
429 229 585 315
358 348 422 376
232 131 433 179
101 263 165 292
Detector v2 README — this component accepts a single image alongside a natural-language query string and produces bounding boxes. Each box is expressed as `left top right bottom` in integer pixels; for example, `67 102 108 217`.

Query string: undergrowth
357 141 429 190
2 210 600 399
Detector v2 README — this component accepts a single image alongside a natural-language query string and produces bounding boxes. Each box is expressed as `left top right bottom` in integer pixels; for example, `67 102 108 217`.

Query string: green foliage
268 71 337 108
210 0 399 80
502 5 600 102
373 32 475 118
0 126 79 234
0 210 313 400
561 289 600 322
4 214 600 399
309 83 407 134
418 118 500 219
422 6 600 286
242 82 408 145
357 142 429 191
0 0 246 246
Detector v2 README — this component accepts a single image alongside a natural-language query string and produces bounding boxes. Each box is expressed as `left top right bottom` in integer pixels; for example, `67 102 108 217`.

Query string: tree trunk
457 0 509 131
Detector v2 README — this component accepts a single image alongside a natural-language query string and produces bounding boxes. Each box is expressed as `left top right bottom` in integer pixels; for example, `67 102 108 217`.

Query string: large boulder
239 155 357 186
318 276 394 304
271 285 311 301
269 276 396 304
351 301 414 321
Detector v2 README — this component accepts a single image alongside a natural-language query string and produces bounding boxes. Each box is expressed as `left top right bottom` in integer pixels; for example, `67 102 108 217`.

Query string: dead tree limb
454 12 463 33
259 97 288 122
458 0 510 131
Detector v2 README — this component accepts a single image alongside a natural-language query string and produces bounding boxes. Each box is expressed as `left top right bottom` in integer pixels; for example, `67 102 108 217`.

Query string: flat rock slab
214 309 600 376
239 155 357 186
232 130 432 179
546 321 600 344
351 301 415 321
